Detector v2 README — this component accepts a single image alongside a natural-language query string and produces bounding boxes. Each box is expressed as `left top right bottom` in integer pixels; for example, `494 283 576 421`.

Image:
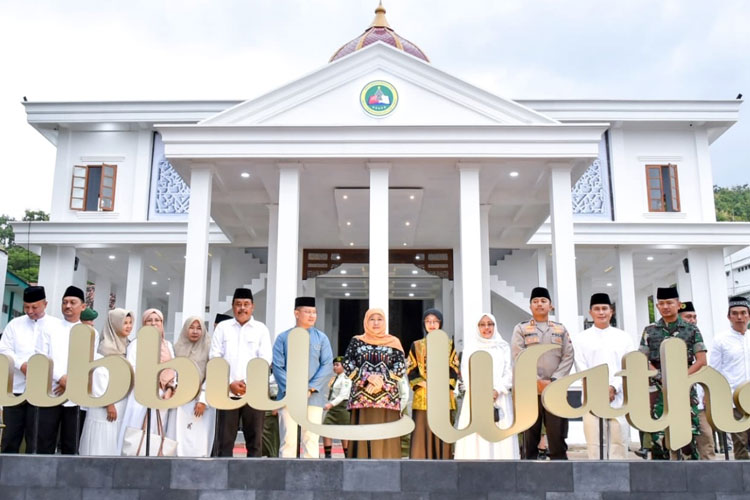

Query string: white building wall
610 124 711 223
491 293 529 344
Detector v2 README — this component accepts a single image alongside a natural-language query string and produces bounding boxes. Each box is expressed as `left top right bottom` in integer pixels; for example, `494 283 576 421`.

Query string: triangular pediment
201 42 558 127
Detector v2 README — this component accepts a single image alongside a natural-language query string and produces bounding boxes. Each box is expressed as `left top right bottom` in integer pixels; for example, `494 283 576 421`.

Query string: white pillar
182 166 213 318
693 128 717 222
617 247 638 338
452 248 464 351
273 164 301 336
208 248 223 322
0 249 7 309
93 274 112 332
125 252 144 325
167 278 182 338
687 248 729 347
458 164 483 355
368 163 390 316
132 130 155 221
635 287 650 337
536 249 548 288
266 204 279 336
440 279 454 335
38 246 76 308
549 165 579 332
480 204 491 312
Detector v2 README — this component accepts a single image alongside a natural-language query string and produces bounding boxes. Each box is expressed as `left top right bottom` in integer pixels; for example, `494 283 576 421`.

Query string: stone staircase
215 272 268 314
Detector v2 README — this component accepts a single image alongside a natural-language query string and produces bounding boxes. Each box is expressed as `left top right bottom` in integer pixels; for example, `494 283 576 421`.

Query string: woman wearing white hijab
117 308 177 455
174 316 215 456
79 308 133 455
454 313 519 459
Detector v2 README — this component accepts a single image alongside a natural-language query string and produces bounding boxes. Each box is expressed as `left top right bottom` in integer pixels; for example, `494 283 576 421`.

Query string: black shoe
537 448 549 460
634 447 649 459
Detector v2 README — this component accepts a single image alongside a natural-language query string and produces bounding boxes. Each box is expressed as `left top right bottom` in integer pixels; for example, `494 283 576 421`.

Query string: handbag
122 410 177 457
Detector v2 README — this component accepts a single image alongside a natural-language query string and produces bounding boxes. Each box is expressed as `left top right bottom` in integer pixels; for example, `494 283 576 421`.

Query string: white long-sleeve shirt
0 313 58 394
327 372 352 407
572 325 635 408
35 318 80 407
709 328 750 402
209 317 272 386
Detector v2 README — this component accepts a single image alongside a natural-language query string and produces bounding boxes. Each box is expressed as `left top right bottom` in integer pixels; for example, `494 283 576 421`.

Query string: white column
38 246 77 308
617 247 638 338
167 278 182 338
273 164 301 336
480 204 491 312
131 130 155 221
368 163 390 316
182 165 213 318
536 249 548 288
549 165 579 332
73 262 88 296
0 250 7 311
687 248 729 347
635 287 650 338
452 249 464 350
607 125 628 222
208 248 223 322
93 274 112 332
125 252 144 325
440 279 454 335
458 164 483 355
265 204 279 336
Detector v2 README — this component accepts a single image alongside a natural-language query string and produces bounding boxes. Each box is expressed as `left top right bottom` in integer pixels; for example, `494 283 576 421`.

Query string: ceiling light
405 221 411 226
409 195 415 200
606 282 613 287
509 171 519 178
340 270 347 275
415 255 421 260
343 194 348 200
408 293 415 297
108 255 116 260
647 256 654 261
241 172 250 178
344 292 351 297
411 270 418 275
151 281 158 286
349 242 354 246
165 292 170 296
410 283 417 288
603 266 614 273
346 221 351 226
402 242 407 246
341 283 348 287
335 255 341 260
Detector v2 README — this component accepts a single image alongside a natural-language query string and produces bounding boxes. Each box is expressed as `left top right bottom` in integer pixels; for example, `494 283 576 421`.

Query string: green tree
714 184 750 221
1 210 50 284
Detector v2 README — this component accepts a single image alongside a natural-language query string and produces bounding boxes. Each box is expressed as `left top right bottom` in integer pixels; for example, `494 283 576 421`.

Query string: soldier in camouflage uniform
639 287 707 460
511 287 575 460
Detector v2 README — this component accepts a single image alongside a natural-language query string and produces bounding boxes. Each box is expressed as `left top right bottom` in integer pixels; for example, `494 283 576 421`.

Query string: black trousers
1 398 38 453
216 406 265 457
36 406 85 454
523 396 569 460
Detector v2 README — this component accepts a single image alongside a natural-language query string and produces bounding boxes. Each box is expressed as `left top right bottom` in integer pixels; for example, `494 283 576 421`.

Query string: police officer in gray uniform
511 286 575 460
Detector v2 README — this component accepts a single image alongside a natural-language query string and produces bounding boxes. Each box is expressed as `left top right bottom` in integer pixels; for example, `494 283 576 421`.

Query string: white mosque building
15 4 747 358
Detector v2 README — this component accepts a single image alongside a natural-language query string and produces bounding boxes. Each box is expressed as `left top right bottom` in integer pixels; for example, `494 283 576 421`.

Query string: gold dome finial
371 1 391 28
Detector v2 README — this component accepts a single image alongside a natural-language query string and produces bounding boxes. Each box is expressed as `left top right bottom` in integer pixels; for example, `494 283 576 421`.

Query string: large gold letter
65 324 133 407
427 330 555 443
134 326 200 409
0 354 25 407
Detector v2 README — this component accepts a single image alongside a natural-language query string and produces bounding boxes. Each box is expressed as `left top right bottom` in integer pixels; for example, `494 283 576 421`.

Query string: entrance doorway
336 299 427 355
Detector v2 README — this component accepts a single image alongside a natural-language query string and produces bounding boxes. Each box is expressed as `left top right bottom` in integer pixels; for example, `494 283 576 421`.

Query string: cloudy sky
1 0 748 219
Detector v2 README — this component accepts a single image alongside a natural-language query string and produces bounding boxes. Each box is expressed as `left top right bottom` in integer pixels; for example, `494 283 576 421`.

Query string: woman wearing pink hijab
116 308 177 454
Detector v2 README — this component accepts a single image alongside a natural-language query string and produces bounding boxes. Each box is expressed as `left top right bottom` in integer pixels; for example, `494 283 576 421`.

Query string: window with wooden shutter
69 164 118 212
645 164 680 212
99 164 117 211
70 166 88 210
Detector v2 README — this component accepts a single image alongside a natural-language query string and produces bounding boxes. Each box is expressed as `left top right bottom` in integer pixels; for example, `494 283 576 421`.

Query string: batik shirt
343 337 406 411
407 337 460 411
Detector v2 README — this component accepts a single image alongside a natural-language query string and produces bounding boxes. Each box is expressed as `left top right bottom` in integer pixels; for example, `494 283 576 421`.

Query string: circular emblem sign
360 80 398 117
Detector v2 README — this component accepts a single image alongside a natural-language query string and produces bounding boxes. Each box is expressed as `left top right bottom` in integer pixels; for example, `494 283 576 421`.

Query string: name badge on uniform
551 333 563 345
524 334 539 346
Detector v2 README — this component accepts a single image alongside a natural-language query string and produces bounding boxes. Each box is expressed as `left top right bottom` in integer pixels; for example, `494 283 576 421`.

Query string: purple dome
330 3 429 63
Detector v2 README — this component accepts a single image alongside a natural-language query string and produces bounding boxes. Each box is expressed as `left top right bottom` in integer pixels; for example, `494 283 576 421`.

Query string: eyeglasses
478 322 495 328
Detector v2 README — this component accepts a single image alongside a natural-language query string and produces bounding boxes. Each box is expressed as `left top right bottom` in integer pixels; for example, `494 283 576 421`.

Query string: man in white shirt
35 285 87 454
573 292 634 459
0 286 55 453
209 287 272 457
709 295 750 459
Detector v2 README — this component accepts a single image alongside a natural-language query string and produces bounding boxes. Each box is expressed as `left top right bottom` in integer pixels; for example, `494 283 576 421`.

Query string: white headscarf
174 316 210 382
475 312 508 350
